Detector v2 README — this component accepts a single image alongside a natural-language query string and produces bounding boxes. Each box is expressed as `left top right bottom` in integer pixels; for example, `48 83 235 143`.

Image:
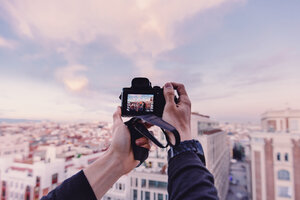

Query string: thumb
163 82 175 107
113 106 123 124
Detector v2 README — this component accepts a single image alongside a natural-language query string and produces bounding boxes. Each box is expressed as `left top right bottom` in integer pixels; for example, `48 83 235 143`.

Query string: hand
162 82 192 144
107 107 151 174
84 107 150 199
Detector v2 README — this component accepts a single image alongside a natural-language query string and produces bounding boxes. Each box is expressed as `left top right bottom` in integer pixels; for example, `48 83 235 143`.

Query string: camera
120 77 166 117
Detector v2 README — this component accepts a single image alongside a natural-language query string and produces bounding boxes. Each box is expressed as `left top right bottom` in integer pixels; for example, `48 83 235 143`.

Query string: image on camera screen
127 94 154 113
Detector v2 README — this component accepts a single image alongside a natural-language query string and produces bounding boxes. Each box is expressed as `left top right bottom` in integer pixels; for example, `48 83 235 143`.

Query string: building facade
261 109 300 133
251 133 300 200
251 108 300 200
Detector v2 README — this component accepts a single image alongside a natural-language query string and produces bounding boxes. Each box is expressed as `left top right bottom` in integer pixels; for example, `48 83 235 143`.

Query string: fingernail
135 140 141 145
165 82 172 89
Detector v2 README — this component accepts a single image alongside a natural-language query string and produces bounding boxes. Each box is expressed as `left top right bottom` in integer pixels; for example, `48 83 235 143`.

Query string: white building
251 108 300 200
0 153 65 200
191 113 230 200
250 133 300 200
261 108 300 133
0 145 104 200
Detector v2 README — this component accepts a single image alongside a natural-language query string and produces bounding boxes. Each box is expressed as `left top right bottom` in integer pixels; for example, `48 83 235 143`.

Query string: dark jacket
168 151 218 200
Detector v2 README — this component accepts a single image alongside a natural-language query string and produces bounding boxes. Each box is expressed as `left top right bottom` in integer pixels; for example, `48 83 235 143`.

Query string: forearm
41 170 97 200
168 151 218 200
83 150 124 200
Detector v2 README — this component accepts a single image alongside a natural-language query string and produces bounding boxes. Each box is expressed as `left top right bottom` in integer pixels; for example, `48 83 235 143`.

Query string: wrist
83 150 124 199
105 149 127 176
178 128 192 142
168 139 206 165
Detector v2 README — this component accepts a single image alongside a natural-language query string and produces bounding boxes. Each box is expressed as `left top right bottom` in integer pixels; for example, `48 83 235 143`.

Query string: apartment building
0 149 66 200
261 108 300 133
0 145 103 200
251 133 300 200
251 108 300 200
191 112 230 200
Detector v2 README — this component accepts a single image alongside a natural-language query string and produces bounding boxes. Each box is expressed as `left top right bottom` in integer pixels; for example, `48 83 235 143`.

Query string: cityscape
1 0 300 200
1 108 300 200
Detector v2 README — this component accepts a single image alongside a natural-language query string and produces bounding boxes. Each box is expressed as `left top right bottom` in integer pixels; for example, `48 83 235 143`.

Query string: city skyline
1 0 300 123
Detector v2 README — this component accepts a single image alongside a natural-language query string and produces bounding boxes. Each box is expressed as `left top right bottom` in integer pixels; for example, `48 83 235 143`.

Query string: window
277 153 281 161
145 191 150 200
285 153 289 161
278 170 290 181
149 180 167 189
133 189 137 200
158 162 164 167
135 178 138 187
267 120 276 132
52 173 58 184
290 120 299 131
142 179 146 188
158 193 163 200
278 186 292 198
154 192 156 200
141 190 143 200
197 121 203 135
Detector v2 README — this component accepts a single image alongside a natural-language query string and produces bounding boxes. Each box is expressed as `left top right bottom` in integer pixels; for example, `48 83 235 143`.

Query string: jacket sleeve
40 170 97 200
168 151 219 200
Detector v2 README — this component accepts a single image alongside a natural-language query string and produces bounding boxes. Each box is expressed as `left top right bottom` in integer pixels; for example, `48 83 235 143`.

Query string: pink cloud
2 0 242 75
55 65 89 92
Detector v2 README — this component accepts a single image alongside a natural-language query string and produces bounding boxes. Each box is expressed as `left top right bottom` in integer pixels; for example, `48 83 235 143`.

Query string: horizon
1 0 300 123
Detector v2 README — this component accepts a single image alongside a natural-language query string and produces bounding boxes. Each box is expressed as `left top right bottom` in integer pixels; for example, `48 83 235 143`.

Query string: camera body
120 78 166 117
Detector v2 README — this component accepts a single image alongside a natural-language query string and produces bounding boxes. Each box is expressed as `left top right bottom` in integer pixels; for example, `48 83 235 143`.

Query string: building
261 108 300 133
251 108 300 200
103 112 230 200
251 133 300 200
0 147 66 200
0 117 230 200
191 113 230 200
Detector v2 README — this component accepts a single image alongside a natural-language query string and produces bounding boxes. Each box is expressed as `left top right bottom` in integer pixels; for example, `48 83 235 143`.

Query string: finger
144 122 153 129
163 82 176 107
113 106 123 124
141 143 151 150
171 82 191 105
135 137 149 146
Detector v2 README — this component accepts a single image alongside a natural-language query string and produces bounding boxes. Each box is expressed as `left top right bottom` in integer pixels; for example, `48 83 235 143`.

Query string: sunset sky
0 0 300 123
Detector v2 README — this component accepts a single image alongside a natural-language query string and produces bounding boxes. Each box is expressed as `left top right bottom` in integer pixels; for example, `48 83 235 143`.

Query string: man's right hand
162 82 192 144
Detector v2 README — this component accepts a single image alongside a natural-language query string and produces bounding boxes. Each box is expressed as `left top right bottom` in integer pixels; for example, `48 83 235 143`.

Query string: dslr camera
120 77 166 117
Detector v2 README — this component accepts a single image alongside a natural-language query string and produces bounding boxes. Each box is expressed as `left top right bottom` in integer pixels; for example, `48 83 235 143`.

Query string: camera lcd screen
127 94 154 113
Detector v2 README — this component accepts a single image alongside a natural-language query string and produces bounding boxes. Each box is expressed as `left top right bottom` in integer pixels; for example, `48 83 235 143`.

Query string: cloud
0 35 16 49
55 65 88 92
1 0 241 74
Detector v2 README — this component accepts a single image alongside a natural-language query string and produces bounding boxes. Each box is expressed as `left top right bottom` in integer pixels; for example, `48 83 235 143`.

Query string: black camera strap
125 114 181 166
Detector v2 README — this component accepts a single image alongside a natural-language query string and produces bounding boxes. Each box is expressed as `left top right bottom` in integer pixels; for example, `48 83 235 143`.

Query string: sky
0 0 300 123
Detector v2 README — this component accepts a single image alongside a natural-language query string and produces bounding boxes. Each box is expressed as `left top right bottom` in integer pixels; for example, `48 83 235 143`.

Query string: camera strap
125 114 181 166
137 114 181 147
